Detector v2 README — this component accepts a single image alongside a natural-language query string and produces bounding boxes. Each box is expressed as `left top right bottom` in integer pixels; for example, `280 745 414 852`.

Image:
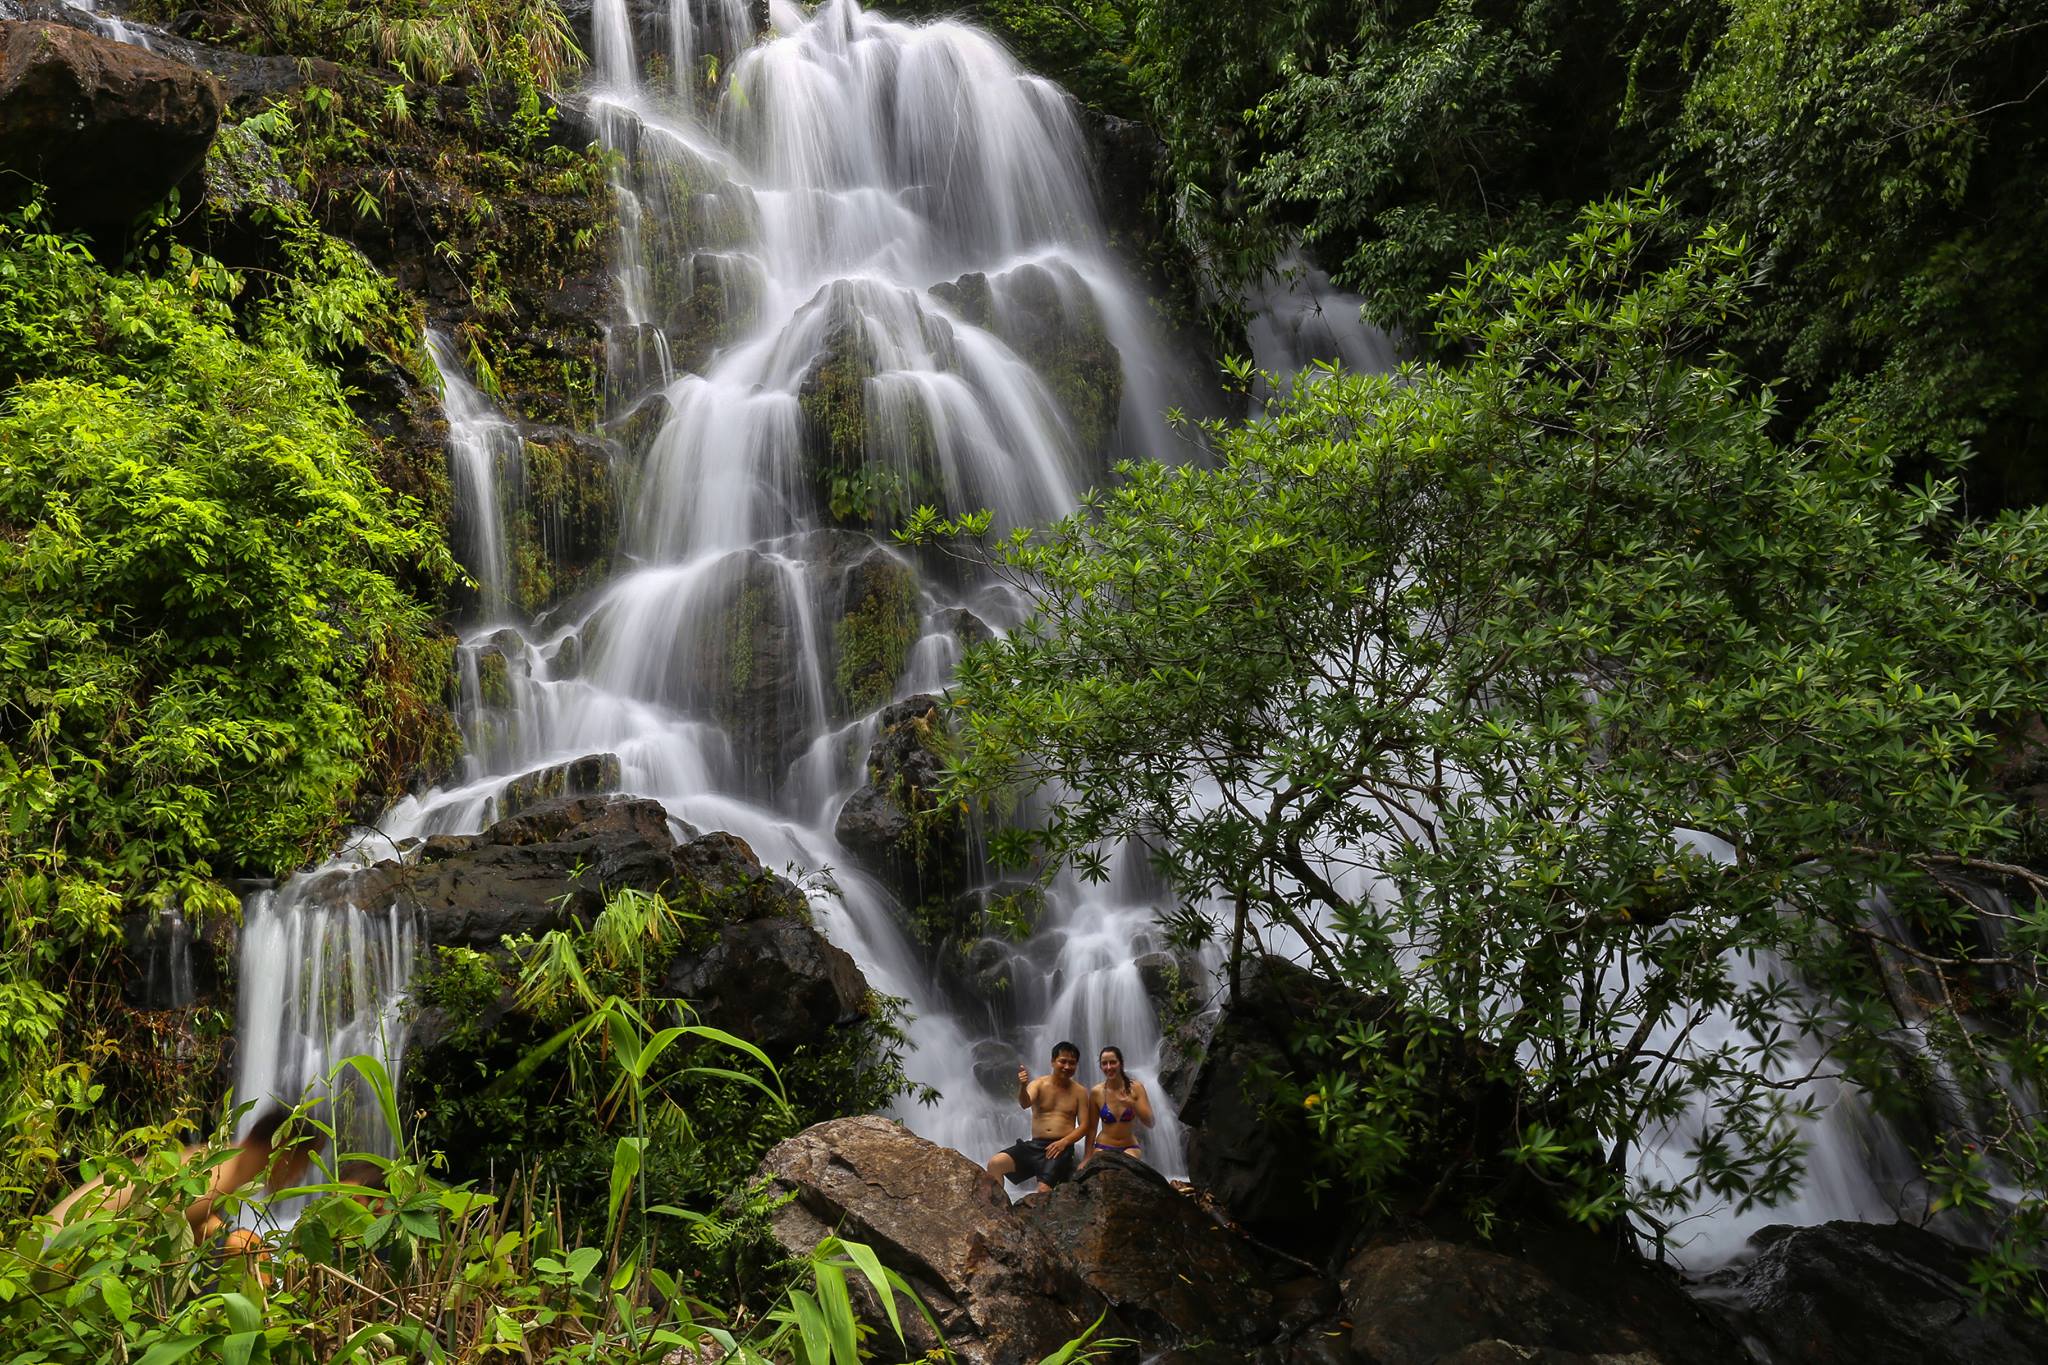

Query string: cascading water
232 877 417 1151
58 0 151 47
425 331 520 618
369 0 1230 1179
232 0 1934 1272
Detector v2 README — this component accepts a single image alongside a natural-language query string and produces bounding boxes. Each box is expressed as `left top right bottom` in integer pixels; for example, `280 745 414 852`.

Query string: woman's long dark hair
1099 1045 1130 1094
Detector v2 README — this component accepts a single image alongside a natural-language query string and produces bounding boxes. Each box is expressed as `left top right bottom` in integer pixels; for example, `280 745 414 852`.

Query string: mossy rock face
987 261 1123 462
798 304 877 496
929 270 995 330
496 752 622 820
296 83 616 433
473 633 519 710
831 546 921 718
834 694 972 915
934 260 1128 464
507 431 617 614
794 290 952 531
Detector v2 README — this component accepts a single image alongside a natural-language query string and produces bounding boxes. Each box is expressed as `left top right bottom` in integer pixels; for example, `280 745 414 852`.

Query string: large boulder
759 1116 1114 1365
1336 1234 1745 1365
1705 1220 2048 1365
366 794 681 946
1181 955 1525 1258
933 259 1123 461
0 20 221 229
496 752 622 821
829 541 920 716
353 793 803 948
1018 1152 1282 1350
1178 955 1353 1249
663 915 867 1054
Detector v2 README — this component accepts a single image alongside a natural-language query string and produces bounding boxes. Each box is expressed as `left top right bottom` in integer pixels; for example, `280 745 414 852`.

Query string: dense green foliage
1120 0 2048 504
0 1050 954 1363
929 195 2048 1274
407 887 919 1268
0 199 457 1204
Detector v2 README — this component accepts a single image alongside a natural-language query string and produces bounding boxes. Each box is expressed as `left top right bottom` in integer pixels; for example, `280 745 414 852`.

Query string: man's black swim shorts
999 1136 1075 1186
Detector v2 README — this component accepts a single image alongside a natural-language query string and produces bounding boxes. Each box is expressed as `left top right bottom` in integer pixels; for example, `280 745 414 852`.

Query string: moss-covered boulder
933 261 1124 462
984 260 1123 462
831 544 921 717
794 283 955 531
507 429 616 614
834 694 972 917
496 752 621 821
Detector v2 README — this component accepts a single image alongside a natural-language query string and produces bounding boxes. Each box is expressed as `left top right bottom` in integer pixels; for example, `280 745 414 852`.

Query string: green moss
833 558 920 716
476 645 514 709
724 580 765 696
506 436 615 613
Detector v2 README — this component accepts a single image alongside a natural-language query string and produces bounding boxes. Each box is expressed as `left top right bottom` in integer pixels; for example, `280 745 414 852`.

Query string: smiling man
986 1040 1086 1191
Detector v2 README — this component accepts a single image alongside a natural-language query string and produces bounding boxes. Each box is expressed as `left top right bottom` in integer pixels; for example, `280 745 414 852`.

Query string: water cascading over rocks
236 0 1235 1175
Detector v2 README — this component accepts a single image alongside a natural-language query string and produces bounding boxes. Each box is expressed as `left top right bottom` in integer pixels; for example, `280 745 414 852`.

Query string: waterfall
425 330 519 619
375 0 1235 1178
232 880 417 1152
59 0 151 48
140 909 195 1010
212 0 1943 1268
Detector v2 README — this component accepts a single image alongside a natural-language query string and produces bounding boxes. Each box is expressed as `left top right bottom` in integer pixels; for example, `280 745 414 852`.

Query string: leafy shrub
0 203 455 1209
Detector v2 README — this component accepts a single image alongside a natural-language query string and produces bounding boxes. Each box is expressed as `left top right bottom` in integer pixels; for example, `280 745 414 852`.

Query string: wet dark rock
976 259 1124 461
930 270 995 328
140 25 338 113
760 1116 1115 1364
117 907 233 1011
834 694 972 913
1337 1233 1742 1365
497 752 621 820
663 915 867 1054
1705 1220 2048 1365
1181 955 1520 1257
363 794 680 946
0 20 222 230
829 541 920 717
672 829 808 919
939 605 995 650
971 1039 1018 1096
1019 1153 1281 1348
508 428 617 613
345 796 797 953
1179 955 1352 1249
1080 110 1166 245
559 0 766 87
961 934 1020 1006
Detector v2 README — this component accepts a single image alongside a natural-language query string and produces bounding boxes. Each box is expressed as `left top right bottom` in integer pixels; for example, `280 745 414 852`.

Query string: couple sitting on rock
986 1040 1155 1191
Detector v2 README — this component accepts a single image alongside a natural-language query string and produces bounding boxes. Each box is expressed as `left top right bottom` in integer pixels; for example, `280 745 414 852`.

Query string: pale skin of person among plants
40 1107 323 1273
1082 1045 1154 1163
986 1042 1088 1190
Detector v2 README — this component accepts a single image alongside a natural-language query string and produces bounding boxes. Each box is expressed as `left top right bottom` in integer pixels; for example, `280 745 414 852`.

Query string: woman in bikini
1084 1044 1154 1163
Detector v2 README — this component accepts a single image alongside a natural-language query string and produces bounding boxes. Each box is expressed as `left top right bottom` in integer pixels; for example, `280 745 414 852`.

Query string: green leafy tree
926 193 2048 1265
